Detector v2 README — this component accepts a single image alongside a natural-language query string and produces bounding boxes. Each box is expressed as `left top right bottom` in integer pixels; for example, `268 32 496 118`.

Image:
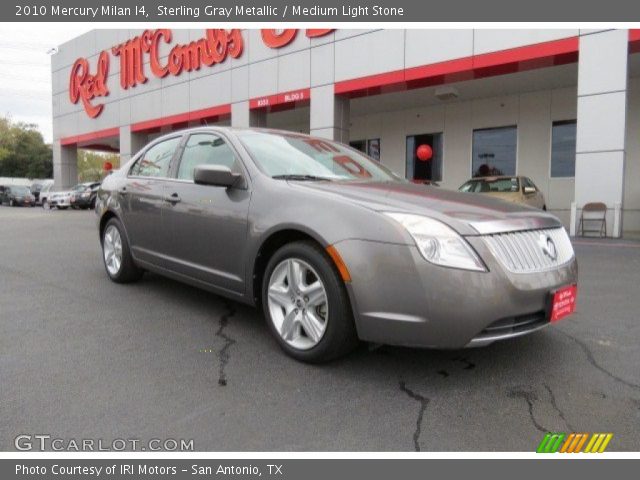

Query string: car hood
290 180 561 235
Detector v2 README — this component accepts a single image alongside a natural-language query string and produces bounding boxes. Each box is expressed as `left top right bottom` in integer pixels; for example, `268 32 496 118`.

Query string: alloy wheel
103 225 123 276
267 258 328 350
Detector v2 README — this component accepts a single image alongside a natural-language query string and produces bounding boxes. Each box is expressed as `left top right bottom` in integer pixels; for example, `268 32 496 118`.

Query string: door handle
164 192 181 204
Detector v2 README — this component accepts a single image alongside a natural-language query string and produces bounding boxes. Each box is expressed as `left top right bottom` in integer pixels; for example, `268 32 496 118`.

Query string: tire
42 200 50 210
261 240 358 363
101 217 143 283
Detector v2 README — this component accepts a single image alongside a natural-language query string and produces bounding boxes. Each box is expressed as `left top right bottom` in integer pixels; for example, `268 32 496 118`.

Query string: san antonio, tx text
42 4 404 19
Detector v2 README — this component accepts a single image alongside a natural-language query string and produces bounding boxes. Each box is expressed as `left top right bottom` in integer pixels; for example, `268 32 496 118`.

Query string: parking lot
1 206 639 451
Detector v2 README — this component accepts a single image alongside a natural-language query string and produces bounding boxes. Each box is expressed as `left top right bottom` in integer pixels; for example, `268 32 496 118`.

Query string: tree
77 149 120 182
0 115 53 179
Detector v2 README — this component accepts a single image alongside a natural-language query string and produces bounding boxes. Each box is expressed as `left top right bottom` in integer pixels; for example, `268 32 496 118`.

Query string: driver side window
177 133 238 180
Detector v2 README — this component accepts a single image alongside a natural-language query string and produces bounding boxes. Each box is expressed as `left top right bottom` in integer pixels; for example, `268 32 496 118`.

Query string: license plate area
547 284 577 323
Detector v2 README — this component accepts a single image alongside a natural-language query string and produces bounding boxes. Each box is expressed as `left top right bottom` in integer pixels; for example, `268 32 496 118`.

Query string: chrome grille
483 228 574 273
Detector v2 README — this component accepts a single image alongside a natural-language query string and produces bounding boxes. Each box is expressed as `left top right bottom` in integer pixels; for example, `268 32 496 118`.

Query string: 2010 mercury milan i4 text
96 127 578 362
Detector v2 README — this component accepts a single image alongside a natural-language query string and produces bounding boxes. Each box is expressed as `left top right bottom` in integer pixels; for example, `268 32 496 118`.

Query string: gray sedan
96 127 578 362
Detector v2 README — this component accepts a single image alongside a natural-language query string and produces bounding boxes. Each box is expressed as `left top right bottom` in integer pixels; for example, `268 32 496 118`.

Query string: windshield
236 130 402 182
459 177 520 193
11 186 30 195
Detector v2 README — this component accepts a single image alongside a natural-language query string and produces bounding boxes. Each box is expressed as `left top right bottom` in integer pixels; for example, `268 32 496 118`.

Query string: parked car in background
96 127 577 363
47 190 72 210
70 182 101 209
0 185 35 206
458 176 546 210
38 183 54 207
31 180 54 205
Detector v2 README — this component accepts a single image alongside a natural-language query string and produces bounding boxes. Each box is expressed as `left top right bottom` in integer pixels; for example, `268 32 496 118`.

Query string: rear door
119 135 183 267
162 132 251 293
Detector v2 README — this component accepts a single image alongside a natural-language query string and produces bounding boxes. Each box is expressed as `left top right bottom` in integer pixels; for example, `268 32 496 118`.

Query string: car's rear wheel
262 241 358 363
42 200 50 210
101 217 143 283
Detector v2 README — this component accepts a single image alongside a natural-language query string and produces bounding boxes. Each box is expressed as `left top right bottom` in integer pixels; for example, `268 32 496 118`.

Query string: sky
0 24 90 143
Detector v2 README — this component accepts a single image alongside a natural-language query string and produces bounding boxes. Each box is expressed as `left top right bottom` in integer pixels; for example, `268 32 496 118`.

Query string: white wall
624 77 640 233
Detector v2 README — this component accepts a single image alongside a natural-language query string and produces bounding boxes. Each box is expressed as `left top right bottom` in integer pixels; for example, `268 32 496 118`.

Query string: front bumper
334 237 578 349
70 195 92 207
51 198 71 207
9 198 33 206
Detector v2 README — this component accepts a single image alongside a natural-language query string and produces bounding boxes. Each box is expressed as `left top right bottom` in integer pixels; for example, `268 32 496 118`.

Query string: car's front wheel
101 217 143 283
262 241 358 363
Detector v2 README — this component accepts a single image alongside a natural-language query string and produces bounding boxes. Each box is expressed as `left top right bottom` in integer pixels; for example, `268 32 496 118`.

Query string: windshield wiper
272 174 334 181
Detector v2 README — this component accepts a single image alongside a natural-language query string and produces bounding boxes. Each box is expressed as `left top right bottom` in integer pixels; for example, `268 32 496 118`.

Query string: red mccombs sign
69 29 333 118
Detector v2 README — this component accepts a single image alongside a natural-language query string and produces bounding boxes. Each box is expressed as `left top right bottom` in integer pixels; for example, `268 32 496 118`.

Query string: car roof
148 126 320 145
469 176 522 181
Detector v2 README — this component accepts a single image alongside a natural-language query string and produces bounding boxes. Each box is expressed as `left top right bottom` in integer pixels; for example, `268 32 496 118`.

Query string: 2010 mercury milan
96 127 578 362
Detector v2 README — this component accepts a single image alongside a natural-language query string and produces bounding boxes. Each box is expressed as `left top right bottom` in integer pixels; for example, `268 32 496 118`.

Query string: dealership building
52 28 640 237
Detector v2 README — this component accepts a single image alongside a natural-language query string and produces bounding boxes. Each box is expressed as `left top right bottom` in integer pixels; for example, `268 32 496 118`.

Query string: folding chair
578 202 607 237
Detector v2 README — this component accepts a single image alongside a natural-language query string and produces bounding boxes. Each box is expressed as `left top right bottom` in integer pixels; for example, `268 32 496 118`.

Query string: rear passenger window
177 134 238 180
130 137 181 178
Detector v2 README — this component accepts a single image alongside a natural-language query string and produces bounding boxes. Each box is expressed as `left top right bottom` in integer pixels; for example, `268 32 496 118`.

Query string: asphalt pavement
1 207 639 451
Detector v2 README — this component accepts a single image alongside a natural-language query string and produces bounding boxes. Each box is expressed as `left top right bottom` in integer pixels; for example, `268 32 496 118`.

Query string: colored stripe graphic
584 433 613 453
537 433 566 453
537 433 613 453
560 433 589 453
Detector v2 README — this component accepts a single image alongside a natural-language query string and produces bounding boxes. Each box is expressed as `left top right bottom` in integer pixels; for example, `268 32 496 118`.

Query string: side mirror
523 186 536 195
194 165 241 188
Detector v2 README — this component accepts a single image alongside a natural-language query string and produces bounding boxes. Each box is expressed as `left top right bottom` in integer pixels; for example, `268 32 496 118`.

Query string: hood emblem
538 234 558 260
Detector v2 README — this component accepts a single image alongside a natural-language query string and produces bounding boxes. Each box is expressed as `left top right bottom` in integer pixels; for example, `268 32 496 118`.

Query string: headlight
384 213 487 272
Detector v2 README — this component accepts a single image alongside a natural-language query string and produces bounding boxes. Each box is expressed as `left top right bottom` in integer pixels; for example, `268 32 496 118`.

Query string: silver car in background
96 128 578 362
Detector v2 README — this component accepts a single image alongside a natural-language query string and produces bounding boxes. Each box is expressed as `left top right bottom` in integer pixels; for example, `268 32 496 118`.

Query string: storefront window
349 138 381 161
406 133 443 183
551 120 577 177
472 126 517 177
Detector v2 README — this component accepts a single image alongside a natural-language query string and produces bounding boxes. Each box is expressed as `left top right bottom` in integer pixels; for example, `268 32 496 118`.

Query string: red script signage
112 29 243 89
69 29 333 118
68 51 110 118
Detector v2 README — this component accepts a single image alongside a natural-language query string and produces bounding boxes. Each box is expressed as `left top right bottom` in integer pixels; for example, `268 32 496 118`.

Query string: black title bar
4 0 640 21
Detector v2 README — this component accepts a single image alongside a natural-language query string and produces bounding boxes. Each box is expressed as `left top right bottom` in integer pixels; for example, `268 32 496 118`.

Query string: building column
53 140 77 189
310 85 350 142
573 30 629 237
119 126 147 164
231 101 266 128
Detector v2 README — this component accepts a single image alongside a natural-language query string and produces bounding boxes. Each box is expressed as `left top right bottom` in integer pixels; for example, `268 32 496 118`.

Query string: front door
119 135 182 267
162 132 251 294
